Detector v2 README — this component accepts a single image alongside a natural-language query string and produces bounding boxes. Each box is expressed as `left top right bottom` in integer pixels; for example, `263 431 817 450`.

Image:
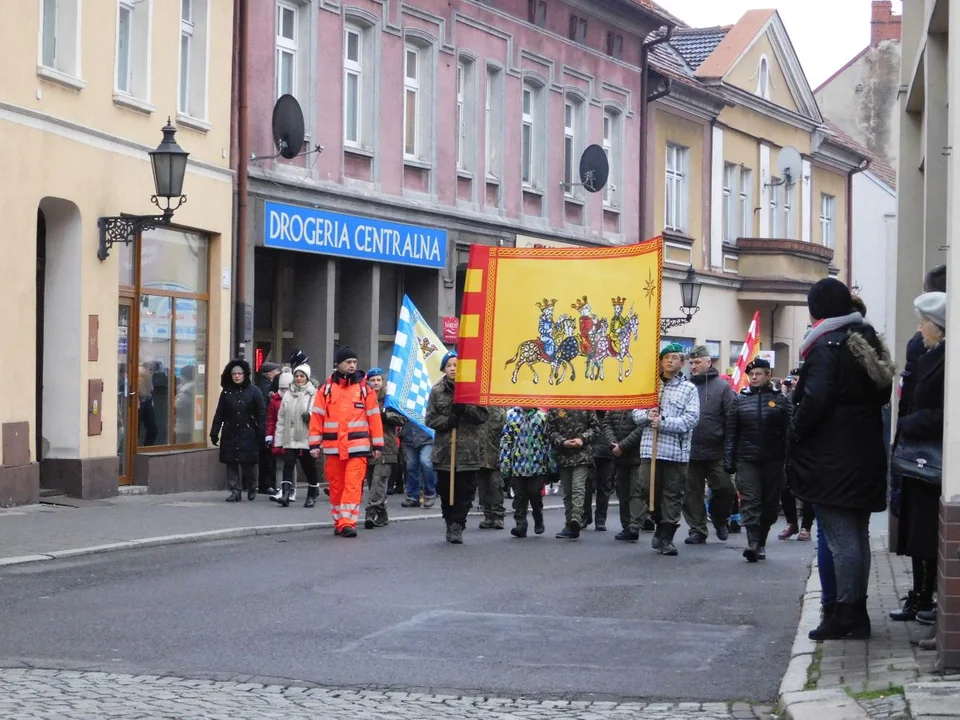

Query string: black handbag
891 437 942 486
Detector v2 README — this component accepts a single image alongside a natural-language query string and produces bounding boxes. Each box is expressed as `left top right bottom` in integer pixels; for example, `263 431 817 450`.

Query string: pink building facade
238 0 671 370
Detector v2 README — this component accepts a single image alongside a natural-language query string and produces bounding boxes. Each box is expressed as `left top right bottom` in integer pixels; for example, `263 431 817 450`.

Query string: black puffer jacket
690 368 737 461
788 322 895 512
210 359 266 464
897 341 944 444
723 383 791 470
602 410 644 466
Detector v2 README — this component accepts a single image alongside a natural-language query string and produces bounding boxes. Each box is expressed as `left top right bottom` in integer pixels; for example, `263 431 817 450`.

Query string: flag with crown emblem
385 295 448 436
453 239 663 409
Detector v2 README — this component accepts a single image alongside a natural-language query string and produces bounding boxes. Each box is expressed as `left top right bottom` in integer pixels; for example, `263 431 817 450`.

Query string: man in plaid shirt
632 343 700 556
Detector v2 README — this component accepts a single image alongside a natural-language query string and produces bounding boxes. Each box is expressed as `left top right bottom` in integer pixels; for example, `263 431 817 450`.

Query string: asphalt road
0 514 814 704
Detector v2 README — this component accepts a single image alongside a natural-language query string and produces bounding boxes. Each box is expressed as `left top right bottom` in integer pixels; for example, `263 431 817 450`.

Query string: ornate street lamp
660 266 703 332
97 118 189 260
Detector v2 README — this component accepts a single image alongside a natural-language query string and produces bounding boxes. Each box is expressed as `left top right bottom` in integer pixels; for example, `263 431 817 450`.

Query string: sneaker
340 526 357 538
659 540 678 556
555 527 576 539
778 523 799 540
714 525 730 541
684 532 707 545
916 609 937 626
401 498 421 508
797 528 812 542
422 496 437 508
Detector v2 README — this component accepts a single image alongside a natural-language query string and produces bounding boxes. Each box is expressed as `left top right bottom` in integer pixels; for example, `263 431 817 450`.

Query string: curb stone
0 505 572 569
780 689 869 720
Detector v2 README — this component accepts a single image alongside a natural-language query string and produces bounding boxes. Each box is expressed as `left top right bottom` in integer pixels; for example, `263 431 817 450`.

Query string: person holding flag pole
425 351 489 544
632 343 700 556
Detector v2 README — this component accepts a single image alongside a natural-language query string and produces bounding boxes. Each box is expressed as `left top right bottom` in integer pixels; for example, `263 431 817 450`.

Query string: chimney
871 1 901 45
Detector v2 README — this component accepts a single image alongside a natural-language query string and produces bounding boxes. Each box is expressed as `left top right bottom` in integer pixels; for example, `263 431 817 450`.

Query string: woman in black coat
211 359 266 502
789 279 894 641
889 292 945 623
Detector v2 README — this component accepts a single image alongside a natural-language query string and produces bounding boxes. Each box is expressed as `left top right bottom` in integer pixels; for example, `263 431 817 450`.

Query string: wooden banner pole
449 428 458 501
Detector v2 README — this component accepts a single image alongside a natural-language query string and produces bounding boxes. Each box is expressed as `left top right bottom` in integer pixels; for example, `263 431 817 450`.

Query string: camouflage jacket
376 389 403 464
479 406 507 470
425 377 489 471
546 409 600 468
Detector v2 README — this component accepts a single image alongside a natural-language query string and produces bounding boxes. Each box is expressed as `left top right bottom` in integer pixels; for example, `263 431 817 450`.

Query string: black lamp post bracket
97 194 186 262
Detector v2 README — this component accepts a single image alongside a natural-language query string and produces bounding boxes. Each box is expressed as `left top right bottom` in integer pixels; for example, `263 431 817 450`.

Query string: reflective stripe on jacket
308 371 384 459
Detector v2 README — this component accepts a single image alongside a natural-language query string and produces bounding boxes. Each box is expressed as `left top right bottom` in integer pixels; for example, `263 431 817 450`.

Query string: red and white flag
730 311 761 392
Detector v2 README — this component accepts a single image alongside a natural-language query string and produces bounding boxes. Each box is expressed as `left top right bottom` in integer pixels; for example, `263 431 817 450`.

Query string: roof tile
671 27 730 69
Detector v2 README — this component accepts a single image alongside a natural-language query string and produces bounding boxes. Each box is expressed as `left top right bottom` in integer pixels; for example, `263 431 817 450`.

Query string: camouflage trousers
477 468 505 520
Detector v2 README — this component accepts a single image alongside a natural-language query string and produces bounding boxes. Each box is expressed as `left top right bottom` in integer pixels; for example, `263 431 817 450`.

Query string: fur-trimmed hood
846 327 896 389
220 358 253 390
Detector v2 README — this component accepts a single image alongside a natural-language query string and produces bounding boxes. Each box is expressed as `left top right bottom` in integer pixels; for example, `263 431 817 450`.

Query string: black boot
651 524 663 551
445 523 454 543
532 510 545 535
890 590 932 622
225 490 242 503
743 526 760 563
374 507 390 527
658 524 678 556
808 602 838 641
304 484 319 509
479 515 496 529
757 526 770 560
849 597 872 639
247 484 257 501
279 481 293 508
511 521 528 538
810 600 871 641
449 523 464 544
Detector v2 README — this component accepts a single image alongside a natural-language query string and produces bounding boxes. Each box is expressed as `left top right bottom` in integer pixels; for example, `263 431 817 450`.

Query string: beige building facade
895 0 959 669
645 10 866 375
0 0 235 503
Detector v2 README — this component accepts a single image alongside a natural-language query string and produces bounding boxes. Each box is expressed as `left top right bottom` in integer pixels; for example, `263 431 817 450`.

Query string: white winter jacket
275 382 316 450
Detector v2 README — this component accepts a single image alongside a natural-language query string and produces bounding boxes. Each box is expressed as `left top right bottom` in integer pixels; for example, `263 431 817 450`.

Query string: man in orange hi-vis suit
309 347 383 538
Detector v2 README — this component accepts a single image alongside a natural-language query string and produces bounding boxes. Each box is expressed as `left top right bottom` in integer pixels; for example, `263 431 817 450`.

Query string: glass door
118 299 136 484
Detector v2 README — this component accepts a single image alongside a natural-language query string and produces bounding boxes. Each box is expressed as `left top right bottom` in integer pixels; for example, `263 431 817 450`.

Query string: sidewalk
779 534 960 719
0 490 567 566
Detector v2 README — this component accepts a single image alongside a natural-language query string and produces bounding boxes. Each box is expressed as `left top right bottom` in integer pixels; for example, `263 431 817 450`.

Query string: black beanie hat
807 278 854 321
335 346 358 365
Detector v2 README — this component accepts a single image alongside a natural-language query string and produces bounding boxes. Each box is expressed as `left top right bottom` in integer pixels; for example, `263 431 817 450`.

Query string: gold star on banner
643 269 657 307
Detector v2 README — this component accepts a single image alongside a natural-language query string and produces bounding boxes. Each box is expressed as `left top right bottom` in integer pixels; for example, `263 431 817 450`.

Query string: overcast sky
655 0 903 90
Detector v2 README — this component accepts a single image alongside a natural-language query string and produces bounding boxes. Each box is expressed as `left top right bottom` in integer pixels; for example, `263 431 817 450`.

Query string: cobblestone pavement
0 668 778 720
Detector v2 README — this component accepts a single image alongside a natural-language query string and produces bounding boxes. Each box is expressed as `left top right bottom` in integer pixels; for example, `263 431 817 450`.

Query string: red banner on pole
731 311 761 392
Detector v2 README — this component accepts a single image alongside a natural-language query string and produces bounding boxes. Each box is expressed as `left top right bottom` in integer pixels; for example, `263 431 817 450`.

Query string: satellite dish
777 146 803 186
579 144 609 193
272 94 305 160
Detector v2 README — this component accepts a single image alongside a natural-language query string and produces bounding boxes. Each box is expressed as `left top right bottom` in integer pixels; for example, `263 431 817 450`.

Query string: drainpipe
235 0 250 359
846 159 870 287
639 25 673 239
770 302 779 359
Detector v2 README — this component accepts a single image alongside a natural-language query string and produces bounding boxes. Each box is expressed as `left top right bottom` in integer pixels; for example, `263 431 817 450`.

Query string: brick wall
871 1 901 45
938 500 960 669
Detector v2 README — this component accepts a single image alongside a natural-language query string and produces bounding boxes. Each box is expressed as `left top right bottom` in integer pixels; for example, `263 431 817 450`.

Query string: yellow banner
455 239 663 409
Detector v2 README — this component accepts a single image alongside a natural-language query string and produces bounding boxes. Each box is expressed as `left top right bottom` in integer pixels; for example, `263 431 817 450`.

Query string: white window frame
178 0 209 122
821 193 836 248
456 62 465 170
602 110 620 207
403 44 421 160
485 65 503 181
739 167 752 238
275 1 298 99
343 25 362 147
665 143 688 232
113 0 152 107
757 55 770 100
116 0 135 94
769 177 781 238
39 0 83 82
722 163 737 242
563 100 576 195
521 84 535 187
783 183 794 239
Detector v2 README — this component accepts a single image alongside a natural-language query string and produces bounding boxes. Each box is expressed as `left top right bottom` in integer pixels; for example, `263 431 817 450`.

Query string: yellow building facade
0 0 235 503
646 10 866 373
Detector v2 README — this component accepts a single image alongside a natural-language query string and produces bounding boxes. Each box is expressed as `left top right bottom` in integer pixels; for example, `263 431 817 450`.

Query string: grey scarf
799 311 864 359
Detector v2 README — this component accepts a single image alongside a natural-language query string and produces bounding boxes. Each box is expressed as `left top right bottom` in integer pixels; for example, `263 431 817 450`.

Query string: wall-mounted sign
442 316 460 344
515 234 581 249
759 350 776 368
264 201 447 269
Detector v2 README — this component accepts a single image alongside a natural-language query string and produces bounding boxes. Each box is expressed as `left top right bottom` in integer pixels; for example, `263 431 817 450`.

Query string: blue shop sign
264 201 447 270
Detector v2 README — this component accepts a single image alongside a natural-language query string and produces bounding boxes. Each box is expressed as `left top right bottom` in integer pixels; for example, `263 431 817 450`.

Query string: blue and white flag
385 295 448 436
